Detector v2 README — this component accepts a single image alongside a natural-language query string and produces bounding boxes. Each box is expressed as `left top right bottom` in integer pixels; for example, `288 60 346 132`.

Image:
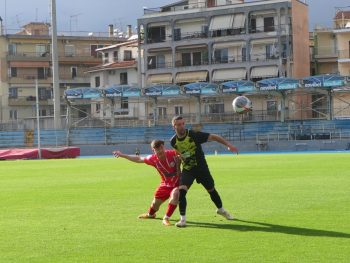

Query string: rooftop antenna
69 13 82 35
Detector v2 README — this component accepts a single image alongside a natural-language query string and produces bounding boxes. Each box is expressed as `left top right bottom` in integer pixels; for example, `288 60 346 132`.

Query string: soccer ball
232 96 252 114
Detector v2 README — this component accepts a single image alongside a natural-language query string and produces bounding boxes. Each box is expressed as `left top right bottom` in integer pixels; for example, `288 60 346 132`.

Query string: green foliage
0 153 349 263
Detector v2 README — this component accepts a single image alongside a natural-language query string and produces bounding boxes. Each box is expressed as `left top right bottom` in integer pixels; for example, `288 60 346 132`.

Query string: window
207 0 215 7
38 68 45 79
96 103 101 112
103 52 109 63
148 56 156 69
157 55 165 68
91 45 104 58
214 49 228 63
266 44 273 59
10 67 17 77
250 18 256 33
205 104 224 114
36 44 47 57
158 107 167 118
95 76 100 87
174 28 181 41
175 106 183 115
10 109 17 120
182 53 191 66
124 50 132 61
65 44 75 57
71 67 77 79
8 43 17 55
267 101 277 115
39 109 47 116
113 51 118 62
147 26 166 43
264 17 274 32
121 97 128 110
148 55 165 69
9 87 18 98
242 47 247 62
38 88 48 100
193 52 202 66
120 72 128 85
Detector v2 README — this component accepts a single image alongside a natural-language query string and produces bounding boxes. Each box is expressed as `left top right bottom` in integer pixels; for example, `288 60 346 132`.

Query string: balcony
175 58 209 68
8 96 53 106
7 51 50 61
147 61 173 70
174 31 208 41
338 49 350 62
8 74 52 84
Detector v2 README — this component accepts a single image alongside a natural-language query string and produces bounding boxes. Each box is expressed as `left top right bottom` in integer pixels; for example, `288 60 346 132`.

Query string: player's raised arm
207 134 239 154
113 150 144 163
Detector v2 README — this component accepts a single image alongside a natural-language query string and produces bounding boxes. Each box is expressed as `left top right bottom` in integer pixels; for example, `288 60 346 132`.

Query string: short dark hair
151 139 164 149
171 115 183 125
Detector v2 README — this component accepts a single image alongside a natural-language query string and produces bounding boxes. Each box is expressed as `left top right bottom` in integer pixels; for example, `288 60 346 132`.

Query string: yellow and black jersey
170 129 209 171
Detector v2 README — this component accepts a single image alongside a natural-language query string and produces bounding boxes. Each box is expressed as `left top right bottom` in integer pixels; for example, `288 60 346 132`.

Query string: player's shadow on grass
187 219 350 238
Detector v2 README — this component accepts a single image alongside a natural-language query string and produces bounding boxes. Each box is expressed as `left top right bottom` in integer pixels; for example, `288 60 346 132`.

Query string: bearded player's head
151 139 166 160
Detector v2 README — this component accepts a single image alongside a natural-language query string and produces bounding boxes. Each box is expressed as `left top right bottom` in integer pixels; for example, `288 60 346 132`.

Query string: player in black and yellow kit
170 116 238 227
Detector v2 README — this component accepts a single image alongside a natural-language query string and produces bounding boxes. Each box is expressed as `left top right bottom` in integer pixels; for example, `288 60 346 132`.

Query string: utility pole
51 0 61 129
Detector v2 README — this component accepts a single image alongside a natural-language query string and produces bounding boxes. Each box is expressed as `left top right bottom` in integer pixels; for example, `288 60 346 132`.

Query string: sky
1 0 350 34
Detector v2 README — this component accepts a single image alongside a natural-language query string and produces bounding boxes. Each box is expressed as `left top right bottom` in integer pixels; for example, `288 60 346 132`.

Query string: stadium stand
1 120 350 154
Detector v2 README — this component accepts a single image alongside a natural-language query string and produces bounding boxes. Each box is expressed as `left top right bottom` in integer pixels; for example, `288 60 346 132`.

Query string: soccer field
0 153 349 263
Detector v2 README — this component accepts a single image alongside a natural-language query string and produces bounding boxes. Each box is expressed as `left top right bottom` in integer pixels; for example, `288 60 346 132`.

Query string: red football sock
148 207 156 215
165 203 177 218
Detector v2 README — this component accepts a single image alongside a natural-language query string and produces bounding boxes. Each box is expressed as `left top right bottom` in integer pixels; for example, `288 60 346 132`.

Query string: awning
209 15 234 31
250 66 279 78
250 38 276 45
175 71 208 83
233 14 246 29
213 68 247 81
213 41 245 50
147 74 172 84
176 44 207 50
221 80 256 93
183 82 218 95
175 18 206 25
10 61 50 68
64 88 102 99
145 84 181 96
257 78 299 91
103 85 141 97
302 74 346 88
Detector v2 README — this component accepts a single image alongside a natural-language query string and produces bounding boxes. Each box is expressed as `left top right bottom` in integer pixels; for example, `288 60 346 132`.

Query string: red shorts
154 185 177 201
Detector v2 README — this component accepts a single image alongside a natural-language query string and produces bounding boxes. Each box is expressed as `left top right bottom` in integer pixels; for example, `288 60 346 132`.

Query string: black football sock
178 189 187 216
209 189 222 209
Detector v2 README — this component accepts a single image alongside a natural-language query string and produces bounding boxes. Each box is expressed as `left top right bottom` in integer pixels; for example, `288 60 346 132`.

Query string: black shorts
180 166 215 190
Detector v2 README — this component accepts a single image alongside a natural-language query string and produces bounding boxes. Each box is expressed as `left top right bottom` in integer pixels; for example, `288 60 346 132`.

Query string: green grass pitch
0 153 349 263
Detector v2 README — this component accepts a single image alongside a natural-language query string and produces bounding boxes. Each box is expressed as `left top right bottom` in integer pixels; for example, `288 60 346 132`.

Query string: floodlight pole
51 0 61 129
35 79 42 159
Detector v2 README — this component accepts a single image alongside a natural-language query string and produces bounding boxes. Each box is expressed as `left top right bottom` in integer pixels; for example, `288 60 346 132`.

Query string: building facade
0 22 126 128
137 0 310 123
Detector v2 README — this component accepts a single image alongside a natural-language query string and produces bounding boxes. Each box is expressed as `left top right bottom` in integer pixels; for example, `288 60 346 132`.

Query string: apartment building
309 8 350 118
0 22 126 126
137 0 310 122
85 39 146 124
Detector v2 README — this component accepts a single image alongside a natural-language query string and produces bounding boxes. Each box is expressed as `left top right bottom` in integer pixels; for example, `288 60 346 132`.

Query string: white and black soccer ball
232 96 252 114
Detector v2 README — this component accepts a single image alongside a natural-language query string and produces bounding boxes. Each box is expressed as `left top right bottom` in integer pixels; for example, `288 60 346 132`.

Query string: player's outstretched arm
113 150 144 163
207 134 239 154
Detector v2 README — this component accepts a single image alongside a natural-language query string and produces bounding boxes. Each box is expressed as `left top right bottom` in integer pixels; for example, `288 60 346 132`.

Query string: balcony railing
338 49 350 60
147 61 173 70
174 31 208 41
175 58 209 67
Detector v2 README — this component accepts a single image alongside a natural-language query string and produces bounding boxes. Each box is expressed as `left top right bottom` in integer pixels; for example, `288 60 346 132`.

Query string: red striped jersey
144 150 179 188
